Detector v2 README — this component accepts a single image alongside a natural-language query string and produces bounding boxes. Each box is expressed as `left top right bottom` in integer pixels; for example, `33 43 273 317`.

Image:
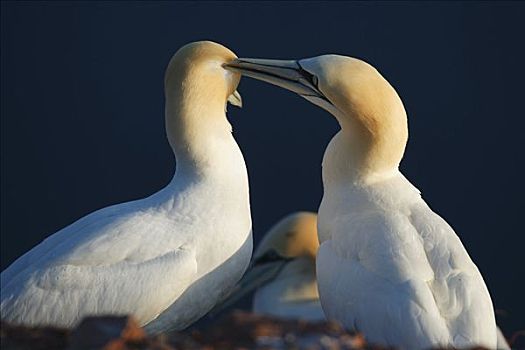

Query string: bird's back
0 194 196 327
1 199 136 287
1 168 251 330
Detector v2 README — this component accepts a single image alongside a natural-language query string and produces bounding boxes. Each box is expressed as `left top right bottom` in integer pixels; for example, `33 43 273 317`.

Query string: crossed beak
224 58 329 104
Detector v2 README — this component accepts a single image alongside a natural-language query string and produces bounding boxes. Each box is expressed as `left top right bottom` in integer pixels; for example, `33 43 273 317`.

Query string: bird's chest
194 218 252 276
167 180 252 274
321 199 434 283
318 186 379 245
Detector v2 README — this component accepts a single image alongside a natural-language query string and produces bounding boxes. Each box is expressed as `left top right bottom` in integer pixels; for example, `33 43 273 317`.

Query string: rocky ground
1 311 523 350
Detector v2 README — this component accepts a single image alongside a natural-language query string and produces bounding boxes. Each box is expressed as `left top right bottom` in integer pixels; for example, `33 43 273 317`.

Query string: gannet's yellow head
164 41 242 152
254 211 318 262
210 212 318 314
165 41 242 109
225 55 408 180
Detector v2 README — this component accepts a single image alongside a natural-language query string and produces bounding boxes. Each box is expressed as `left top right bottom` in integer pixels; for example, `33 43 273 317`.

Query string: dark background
1 1 524 334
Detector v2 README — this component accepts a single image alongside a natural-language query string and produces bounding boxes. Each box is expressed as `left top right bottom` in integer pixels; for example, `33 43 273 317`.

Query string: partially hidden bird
214 211 324 321
1 41 252 334
225 55 502 349
216 209 510 347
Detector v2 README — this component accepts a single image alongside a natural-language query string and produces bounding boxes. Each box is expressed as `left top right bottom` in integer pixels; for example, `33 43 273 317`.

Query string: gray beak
208 253 291 317
224 58 329 103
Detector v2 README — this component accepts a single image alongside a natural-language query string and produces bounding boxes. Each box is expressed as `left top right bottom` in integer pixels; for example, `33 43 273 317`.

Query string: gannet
0 41 252 333
226 56 500 349
214 212 324 321
216 212 511 349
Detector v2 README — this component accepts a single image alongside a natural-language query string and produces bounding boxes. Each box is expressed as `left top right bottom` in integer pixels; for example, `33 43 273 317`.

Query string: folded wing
1 203 198 328
317 200 496 349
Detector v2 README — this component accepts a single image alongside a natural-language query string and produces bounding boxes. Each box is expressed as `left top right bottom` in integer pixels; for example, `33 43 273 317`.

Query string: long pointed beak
208 259 289 317
224 58 329 103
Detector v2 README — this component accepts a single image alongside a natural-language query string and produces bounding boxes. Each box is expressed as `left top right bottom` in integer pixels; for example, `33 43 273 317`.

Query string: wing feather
409 202 496 348
317 201 497 348
317 240 449 349
1 202 197 328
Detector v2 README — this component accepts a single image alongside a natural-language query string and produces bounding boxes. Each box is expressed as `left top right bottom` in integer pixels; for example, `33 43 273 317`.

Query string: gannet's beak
208 252 292 316
225 58 329 104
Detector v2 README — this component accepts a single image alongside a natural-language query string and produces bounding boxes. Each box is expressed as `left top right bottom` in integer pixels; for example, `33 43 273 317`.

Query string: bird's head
225 55 408 180
164 41 243 155
165 41 242 114
254 211 318 263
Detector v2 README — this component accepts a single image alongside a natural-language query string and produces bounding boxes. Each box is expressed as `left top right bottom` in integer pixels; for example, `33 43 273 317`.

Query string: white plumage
1 41 252 333
317 173 497 348
252 215 324 321
226 55 502 349
253 257 324 322
211 212 323 321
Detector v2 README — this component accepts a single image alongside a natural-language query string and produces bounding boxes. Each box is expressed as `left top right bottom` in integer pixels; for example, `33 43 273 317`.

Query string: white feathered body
1 133 252 333
316 133 497 349
253 257 324 321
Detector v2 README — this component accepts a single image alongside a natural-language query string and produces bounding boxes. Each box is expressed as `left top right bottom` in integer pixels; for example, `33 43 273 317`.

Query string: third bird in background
216 212 510 348
215 212 323 321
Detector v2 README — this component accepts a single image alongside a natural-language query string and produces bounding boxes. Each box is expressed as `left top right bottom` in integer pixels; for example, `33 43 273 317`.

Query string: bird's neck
165 93 243 180
324 114 408 185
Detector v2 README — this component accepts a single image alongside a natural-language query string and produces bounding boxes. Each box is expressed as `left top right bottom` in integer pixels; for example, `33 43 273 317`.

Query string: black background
1 1 524 334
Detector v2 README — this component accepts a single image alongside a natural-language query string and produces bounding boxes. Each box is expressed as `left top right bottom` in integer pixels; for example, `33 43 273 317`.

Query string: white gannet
214 212 510 350
214 212 324 321
0 41 252 333
226 56 501 349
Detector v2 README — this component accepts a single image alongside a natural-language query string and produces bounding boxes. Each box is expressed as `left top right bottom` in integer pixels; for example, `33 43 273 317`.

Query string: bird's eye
297 62 319 89
312 75 319 88
253 249 289 266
